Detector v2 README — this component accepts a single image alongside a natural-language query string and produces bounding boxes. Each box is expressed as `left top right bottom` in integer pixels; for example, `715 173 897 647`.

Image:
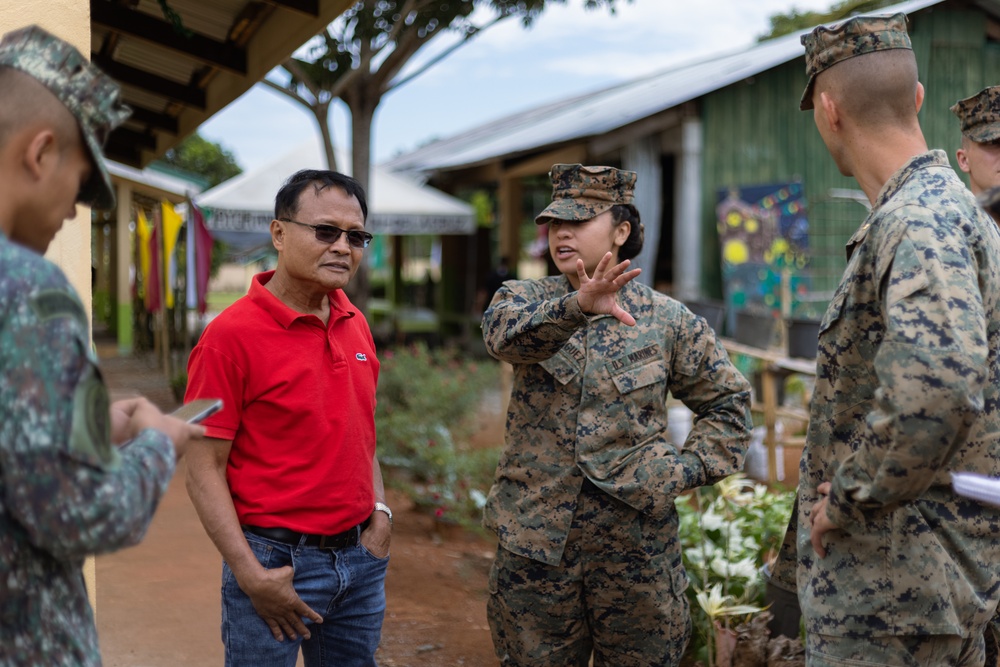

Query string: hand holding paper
951 472 1000 507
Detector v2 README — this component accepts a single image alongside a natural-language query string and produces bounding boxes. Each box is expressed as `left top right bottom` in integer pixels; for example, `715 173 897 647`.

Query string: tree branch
260 76 313 109
282 57 323 101
382 0 423 48
386 14 506 93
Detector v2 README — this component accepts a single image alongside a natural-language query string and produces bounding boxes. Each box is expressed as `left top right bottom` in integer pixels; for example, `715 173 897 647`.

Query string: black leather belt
243 521 366 550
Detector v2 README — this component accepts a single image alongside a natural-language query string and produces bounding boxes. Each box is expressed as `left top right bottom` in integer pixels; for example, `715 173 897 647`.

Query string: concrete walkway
97 458 226 666
95 348 230 666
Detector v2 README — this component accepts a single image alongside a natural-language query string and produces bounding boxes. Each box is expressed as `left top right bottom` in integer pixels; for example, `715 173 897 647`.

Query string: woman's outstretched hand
576 252 642 326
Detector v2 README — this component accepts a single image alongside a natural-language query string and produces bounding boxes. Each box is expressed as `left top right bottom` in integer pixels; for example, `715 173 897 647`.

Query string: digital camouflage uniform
771 14 1000 664
0 26 176 667
483 164 753 667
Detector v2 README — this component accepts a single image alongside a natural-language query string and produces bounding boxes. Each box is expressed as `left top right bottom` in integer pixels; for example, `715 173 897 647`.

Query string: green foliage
758 0 900 41
272 0 625 181
471 190 495 229
677 476 796 664
271 0 625 303
159 132 242 188
375 343 502 529
170 372 187 403
293 0 624 92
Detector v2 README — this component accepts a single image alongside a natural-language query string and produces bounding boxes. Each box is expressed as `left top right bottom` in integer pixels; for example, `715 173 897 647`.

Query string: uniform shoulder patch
68 361 119 469
30 289 87 328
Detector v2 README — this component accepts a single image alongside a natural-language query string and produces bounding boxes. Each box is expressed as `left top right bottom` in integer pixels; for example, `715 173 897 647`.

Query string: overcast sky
198 0 835 172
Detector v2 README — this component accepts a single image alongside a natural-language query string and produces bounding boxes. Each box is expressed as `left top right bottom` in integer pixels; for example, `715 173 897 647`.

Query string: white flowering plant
677 474 795 666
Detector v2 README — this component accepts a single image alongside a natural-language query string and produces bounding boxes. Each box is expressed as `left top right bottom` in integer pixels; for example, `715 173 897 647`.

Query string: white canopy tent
195 140 476 249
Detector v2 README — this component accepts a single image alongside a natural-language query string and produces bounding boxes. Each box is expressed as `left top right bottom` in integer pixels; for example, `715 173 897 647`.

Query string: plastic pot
787 318 821 359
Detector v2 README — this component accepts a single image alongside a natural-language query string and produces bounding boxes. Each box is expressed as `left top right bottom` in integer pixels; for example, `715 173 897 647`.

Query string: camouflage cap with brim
951 86 1000 143
0 25 131 210
799 12 912 111
535 164 636 225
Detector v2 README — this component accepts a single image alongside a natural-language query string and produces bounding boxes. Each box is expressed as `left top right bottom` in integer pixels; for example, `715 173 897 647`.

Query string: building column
674 116 703 302
0 0 98 615
622 139 662 288
115 182 133 353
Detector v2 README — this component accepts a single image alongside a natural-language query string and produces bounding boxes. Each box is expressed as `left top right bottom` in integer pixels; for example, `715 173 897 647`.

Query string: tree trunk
350 94 374 195
342 84 381 312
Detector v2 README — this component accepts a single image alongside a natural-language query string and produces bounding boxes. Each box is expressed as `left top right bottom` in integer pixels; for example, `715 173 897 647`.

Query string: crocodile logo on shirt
356 353 368 361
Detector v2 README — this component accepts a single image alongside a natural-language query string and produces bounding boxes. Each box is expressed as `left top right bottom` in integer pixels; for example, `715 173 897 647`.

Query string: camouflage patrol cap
799 12 912 111
535 164 636 225
951 86 1000 143
0 25 131 210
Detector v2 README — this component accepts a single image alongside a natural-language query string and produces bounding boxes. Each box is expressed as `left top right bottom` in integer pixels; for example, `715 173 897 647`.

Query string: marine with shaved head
769 13 1000 666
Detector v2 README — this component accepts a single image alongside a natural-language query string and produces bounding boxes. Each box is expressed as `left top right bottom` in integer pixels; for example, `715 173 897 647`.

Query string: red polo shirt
185 271 379 534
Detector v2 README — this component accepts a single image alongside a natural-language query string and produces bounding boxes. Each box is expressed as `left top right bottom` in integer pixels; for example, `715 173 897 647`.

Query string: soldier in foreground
481 163 752 666
0 25 201 666
772 13 1000 665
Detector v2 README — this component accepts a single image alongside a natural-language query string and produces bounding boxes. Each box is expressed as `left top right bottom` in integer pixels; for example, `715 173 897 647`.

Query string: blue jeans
222 530 389 667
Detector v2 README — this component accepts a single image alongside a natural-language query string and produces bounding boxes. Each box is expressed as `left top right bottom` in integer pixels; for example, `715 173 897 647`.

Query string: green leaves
158 132 242 188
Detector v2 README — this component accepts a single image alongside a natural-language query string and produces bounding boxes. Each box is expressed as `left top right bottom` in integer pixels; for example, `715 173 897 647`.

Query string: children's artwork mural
716 182 809 339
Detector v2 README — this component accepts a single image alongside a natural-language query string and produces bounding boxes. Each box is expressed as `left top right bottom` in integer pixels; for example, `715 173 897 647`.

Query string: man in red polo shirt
184 169 391 667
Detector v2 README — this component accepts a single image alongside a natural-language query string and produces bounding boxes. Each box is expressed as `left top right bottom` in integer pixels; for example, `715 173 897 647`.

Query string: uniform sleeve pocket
884 236 929 307
64 333 120 470
539 349 581 386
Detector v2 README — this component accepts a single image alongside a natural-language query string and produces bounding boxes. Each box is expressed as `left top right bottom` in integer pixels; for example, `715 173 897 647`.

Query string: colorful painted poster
716 182 809 335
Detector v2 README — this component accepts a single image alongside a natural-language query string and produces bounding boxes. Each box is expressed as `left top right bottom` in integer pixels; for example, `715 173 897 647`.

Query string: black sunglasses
279 218 373 249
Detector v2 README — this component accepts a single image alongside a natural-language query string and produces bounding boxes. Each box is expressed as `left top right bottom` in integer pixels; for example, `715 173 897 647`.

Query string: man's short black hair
274 169 369 222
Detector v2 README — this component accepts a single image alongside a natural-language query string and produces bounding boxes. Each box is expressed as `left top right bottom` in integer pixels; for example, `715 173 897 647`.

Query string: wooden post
154 208 171 378
779 268 792 355
497 173 523 274
762 365 779 484
114 182 133 354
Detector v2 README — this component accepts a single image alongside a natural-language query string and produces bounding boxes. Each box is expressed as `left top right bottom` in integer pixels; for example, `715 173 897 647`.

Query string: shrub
170 372 187 403
375 342 502 530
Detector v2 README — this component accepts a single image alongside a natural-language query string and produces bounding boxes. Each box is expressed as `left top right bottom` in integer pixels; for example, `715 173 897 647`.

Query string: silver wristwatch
374 502 393 524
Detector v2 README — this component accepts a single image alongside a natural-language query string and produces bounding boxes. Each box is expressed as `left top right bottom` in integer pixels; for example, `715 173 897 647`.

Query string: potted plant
733 307 779 350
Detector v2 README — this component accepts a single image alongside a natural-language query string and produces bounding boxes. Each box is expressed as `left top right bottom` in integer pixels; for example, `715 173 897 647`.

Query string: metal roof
106 160 207 202
382 0 948 175
89 0 353 167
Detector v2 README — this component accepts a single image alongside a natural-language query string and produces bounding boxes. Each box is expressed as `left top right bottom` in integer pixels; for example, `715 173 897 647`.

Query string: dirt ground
95 348 501 667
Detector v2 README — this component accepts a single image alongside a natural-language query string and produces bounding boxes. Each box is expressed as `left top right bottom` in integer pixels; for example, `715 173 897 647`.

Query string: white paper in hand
951 472 1000 508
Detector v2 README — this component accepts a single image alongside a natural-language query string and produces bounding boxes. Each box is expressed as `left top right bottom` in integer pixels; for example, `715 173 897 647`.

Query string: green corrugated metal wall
699 2 1000 304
